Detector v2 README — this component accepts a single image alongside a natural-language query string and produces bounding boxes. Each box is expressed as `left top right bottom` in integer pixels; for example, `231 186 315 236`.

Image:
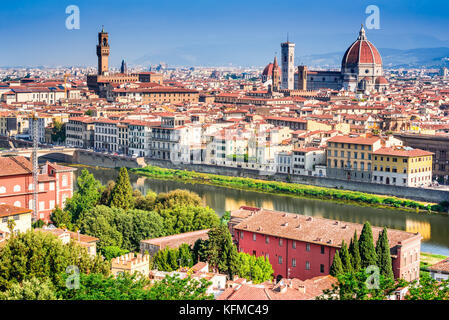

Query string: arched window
0 186 6 194
14 201 21 207
13 185 21 192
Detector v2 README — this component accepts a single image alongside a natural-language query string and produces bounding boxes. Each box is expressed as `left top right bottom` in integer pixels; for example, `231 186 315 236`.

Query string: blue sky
1 0 449 67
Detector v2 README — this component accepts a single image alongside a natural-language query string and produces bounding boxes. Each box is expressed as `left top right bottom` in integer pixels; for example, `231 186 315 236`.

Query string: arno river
73 166 449 256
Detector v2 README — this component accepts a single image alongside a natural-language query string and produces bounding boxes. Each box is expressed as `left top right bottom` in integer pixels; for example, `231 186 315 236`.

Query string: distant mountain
298 47 449 69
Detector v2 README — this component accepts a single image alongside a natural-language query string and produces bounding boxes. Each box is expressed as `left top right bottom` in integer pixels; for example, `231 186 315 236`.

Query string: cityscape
1 0 449 309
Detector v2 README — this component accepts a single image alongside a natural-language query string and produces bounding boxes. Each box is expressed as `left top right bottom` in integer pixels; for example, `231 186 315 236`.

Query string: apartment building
372 146 433 187
150 115 189 162
229 206 422 282
94 118 119 152
126 120 153 157
66 117 95 149
0 157 74 222
292 147 326 176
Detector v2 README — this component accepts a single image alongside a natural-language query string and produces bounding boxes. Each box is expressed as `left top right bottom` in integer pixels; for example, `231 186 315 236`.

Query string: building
218 275 337 300
0 204 32 238
372 146 433 187
295 25 388 93
394 133 449 185
281 41 295 90
292 147 326 176
229 206 421 282
93 118 119 152
66 117 95 149
87 28 164 100
140 229 210 256
36 227 99 257
111 253 150 277
427 258 449 281
326 134 402 182
0 157 75 222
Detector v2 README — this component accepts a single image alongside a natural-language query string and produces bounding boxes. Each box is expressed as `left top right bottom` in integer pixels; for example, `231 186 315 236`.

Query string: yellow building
372 146 433 187
326 135 382 182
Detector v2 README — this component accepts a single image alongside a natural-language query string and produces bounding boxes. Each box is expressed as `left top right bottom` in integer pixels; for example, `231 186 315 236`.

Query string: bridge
0 147 77 162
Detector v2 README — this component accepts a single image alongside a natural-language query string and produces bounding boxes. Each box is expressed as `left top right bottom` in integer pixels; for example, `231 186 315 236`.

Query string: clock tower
97 27 110 75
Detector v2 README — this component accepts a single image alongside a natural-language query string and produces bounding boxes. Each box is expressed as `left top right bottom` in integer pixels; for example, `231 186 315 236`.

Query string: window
253 233 256 241
49 200 55 210
292 240 296 249
306 261 310 270
279 239 283 247
39 183 44 192
14 201 21 207
13 185 21 192
62 175 68 187
49 182 55 191
265 235 269 244
2 217 7 223
321 246 325 254
240 231 243 239
13 215 19 221
306 243 310 251
278 256 283 264
0 186 6 194
320 264 325 273
39 201 45 211
292 258 296 267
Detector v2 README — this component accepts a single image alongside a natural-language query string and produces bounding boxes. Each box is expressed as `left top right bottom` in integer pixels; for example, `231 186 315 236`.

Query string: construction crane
30 110 39 222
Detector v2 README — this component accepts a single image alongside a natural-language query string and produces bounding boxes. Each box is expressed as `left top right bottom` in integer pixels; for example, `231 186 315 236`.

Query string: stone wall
71 153 449 203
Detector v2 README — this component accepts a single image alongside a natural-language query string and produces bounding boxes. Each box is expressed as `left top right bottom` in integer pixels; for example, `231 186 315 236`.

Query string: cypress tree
340 240 353 273
376 227 394 280
359 222 378 269
109 168 134 210
330 250 344 277
349 230 362 272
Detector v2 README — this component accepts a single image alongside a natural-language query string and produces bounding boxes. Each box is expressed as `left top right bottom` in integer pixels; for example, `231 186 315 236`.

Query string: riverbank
131 165 448 214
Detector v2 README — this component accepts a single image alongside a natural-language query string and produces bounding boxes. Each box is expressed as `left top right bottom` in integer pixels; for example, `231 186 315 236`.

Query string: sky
1 0 449 67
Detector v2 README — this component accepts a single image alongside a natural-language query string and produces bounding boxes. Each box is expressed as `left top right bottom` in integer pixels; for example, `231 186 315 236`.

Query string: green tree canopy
349 231 362 272
206 226 239 278
147 274 213 300
109 168 134 210
330 250 344 277
340 241 353 274
359 222 378 269
50 206 72 229
0 277 59 300
154 189 202 211
376 227 394 280
65 169 102 223
0 230 109 291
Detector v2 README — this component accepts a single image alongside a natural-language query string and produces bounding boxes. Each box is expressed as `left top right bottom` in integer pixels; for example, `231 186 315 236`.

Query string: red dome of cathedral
262 63 273 77
342 25 382 67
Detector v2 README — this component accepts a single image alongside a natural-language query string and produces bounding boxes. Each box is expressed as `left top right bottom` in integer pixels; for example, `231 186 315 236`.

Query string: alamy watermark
365 265 380 289
65 265 80 290
365 5 380 30
65 5 80 30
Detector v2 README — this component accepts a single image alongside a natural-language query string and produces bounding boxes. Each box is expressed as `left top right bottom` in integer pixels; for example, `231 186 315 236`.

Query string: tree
376 227 394 280
51 120 66 144
359 222 377 269
65 169 102 223
78 206 124 250
330 251 344 277
154 189 202 211
0 230 110 291
317 271 406 300
147 274 213 300
99 180 115 206
157 205 220 236
0 277 59 300
134 190 157 211
50 206 72 229
206 226 239 278
178 243 194 268
100 246 129 261
349 231 362 272
406 273 449 300
6 219 15 236
340 241 353 274
236 253 273 284
153 247 173 271
220 211 231 226
192 239 209 263
109 168 134 210
59 273 152 300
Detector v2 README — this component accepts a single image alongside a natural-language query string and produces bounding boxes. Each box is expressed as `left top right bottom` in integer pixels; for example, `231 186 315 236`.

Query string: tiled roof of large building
233 208 420 251
0 156 32 177
0 204 32 218
141 229 210 250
